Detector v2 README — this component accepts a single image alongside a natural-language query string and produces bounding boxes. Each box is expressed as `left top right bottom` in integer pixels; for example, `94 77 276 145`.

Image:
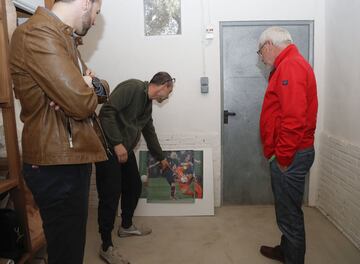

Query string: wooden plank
0 0 10 103
0 178 17 193
11 186 33 254
45 0 54 9
17 252 31 264
0 0 46 262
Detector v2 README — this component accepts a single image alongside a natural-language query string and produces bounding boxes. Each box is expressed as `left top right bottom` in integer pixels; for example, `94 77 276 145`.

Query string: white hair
258 26 293 48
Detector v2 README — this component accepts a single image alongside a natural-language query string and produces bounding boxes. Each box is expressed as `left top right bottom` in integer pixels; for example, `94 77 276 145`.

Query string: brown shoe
260 245 285 263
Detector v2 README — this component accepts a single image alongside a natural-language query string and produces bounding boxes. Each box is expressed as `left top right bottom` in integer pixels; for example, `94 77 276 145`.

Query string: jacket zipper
93 115 112 156
67 117 74 148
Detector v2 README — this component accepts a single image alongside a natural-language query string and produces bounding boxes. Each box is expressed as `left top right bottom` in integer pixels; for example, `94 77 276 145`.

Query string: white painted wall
317 0 360 249
81 0 326 207
323 0 360 144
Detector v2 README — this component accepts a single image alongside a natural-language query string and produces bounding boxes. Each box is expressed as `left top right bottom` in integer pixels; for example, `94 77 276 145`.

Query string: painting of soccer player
162 155 179 200
145 150 205 203
193 151 204 199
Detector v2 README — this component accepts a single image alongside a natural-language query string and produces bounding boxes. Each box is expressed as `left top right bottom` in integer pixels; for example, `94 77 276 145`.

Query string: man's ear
155 85 163 94
160 83 169 90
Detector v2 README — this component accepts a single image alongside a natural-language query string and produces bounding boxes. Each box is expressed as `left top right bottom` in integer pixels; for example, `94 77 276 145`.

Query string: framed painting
144 0 181 36
133 148 214 216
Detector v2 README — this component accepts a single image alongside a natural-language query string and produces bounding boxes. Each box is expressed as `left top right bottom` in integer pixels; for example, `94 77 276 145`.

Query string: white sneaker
118 224 152 237
99 246 130 264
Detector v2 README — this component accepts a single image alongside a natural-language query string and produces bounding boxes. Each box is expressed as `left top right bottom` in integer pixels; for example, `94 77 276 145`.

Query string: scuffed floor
82 206 360 264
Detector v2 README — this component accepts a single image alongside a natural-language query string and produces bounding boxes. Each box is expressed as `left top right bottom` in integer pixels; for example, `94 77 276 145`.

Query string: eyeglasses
162 78 176 85
257 42 268 56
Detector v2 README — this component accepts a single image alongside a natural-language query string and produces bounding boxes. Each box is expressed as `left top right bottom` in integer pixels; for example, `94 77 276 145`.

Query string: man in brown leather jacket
10 1 107 263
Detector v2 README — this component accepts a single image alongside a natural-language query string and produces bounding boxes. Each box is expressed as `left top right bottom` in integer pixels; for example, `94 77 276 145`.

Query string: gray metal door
221 21 314 204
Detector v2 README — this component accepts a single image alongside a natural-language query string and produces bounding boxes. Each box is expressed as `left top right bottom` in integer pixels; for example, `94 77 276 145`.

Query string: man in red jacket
258 27 318 264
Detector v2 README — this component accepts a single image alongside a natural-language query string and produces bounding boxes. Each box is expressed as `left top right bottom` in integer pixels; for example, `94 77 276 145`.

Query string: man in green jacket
96 72 174 264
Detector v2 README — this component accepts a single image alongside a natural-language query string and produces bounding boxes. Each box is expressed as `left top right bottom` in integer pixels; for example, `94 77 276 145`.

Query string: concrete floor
83 206 360 264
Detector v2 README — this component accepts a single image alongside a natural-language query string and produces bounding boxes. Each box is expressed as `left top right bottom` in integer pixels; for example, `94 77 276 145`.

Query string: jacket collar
35 7 74 36
274 44 299 68
144 81 151 103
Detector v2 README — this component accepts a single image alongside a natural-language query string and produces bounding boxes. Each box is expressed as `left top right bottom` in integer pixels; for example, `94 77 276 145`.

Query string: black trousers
270 148 315 264
23 163 92 264
96 151 142 244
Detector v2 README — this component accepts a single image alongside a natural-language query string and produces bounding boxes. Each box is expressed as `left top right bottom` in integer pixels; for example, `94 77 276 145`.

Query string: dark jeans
270 147 315 264
96 151 142 244
23 163 92 264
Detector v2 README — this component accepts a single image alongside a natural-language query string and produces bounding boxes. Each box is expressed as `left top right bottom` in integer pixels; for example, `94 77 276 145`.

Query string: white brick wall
318 132 360 249
88 133 221 208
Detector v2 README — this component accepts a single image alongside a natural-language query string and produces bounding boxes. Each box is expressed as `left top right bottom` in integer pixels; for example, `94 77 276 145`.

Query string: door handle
224 110 236 124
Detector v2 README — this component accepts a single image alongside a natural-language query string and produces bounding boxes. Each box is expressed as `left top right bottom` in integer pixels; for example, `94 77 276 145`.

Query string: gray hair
258 26 293 48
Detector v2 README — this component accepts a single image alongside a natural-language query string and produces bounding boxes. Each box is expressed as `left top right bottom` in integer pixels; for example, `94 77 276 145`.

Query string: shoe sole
100 252 130 264
99 253 112 264
118 230 152 238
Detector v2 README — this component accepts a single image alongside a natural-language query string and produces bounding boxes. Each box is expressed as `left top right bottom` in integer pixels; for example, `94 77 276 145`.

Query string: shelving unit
0 0 22 196
0 0 54 263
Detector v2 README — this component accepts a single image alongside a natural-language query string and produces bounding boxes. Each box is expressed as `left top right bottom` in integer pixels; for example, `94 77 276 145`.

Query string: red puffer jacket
260 44 318 166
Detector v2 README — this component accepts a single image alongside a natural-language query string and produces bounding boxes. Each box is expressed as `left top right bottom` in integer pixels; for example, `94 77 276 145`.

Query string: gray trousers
270 147 315 264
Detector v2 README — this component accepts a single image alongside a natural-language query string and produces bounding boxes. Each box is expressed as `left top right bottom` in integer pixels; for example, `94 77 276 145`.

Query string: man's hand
49 101 60 111
160 159 170 171
85 68 96 78
114 144 128 163
84 69 100 91
83 75 94 88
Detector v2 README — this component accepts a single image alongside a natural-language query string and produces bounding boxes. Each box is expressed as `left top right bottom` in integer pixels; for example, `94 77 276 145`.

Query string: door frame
220 20 314 205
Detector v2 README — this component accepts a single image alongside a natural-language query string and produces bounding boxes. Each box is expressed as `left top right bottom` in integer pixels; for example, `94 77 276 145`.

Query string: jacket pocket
273 116 281 145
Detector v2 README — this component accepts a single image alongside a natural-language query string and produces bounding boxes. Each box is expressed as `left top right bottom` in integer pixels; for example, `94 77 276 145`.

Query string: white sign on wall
13 0 44 14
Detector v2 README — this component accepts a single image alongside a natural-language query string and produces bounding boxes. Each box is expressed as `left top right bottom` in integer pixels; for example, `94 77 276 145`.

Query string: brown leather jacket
10 7 110 165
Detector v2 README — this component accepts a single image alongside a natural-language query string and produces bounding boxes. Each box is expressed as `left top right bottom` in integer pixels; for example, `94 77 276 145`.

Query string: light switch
205 25 214 40
200 77 209 93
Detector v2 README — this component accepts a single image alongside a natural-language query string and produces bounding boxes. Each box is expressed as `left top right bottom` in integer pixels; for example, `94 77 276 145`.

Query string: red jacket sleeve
275 60 308 166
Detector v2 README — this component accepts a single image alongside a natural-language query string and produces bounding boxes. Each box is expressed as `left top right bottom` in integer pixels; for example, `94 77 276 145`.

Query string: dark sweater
99 79 164 161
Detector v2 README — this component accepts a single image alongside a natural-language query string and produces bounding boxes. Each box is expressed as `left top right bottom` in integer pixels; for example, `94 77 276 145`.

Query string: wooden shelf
17 253 31 264
0 0 10 103
0 1 2 20
1 0 49 263
0 178 17 193
17 224 46 264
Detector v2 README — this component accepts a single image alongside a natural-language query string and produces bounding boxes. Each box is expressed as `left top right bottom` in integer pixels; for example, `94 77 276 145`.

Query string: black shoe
260 245 285 263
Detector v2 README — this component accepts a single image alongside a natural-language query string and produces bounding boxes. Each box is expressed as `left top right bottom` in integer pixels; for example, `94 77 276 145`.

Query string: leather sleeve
78 54 109 104
24 26 98 120
98 79 110 104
